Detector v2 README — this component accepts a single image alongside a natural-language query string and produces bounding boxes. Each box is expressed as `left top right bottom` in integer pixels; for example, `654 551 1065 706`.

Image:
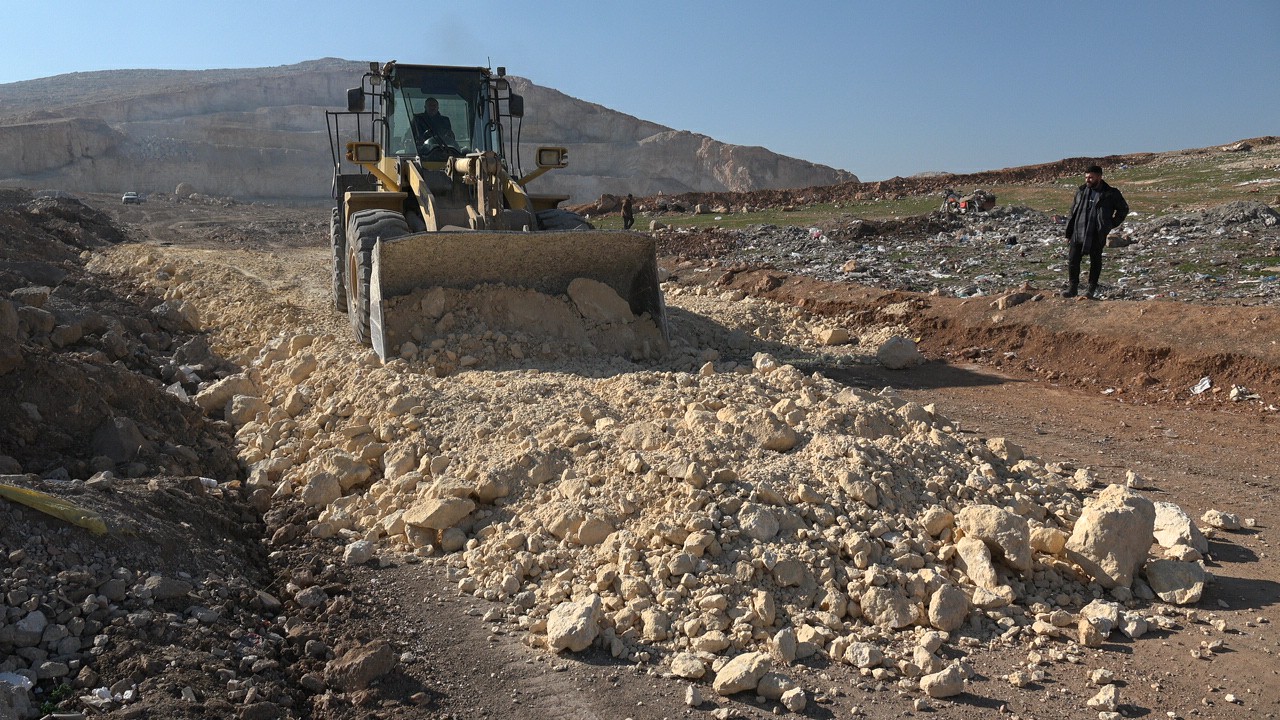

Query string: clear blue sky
4 1 1277 181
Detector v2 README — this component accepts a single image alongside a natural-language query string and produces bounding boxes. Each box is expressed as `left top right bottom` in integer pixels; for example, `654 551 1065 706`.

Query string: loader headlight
536 147 567 169
346 142 382 164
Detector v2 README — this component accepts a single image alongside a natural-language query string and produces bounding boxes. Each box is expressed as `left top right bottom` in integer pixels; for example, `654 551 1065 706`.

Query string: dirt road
2 191 1275 719
88 195 1280 719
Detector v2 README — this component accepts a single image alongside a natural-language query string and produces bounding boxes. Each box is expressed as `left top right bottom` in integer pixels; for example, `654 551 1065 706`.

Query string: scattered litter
713 202 1280 304
1191 377 1212 395
1229 385 1262 401
0 672 33 690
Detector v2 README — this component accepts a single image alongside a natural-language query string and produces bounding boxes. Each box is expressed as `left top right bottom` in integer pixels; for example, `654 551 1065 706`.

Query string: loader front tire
331 207 347 313
344 209 410 345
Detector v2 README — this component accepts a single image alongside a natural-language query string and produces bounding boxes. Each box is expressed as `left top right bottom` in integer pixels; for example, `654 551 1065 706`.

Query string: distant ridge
0 59 856 204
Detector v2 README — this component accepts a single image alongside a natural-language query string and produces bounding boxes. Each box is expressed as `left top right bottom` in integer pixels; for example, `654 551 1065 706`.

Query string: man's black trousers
1068 241 1103 288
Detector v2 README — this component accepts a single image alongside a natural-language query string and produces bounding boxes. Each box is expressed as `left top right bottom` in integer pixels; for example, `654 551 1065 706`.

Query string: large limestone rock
1080 599 1122 637
920 505 955 537
403 497 476 532
712 651 772 696
90 416 152 464
860 586 917 629
1201 509 1242 531
957 504 1032 571
1087 685 1121 713
920 663 967 698
194 373 259 414
1153 501 1209 553
547 595 602 652
1030 524 1067 555
738 503 780 541
567 278 633 324
756 672 798 701
670 652 706 679
324 640 397 692
1144 560 1206 605
1065 485 1156 588
843 642 883 669
927 585 970 631
0 675 34 719
953 537 1000 590
876 336 924 369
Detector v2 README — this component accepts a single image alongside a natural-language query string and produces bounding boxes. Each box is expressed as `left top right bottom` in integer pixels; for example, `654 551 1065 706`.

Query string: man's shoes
1061 286 1078 298
1085 284 1099 300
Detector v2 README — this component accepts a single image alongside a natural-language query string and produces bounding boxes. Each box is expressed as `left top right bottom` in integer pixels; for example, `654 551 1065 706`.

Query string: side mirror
346 88 365 113
508 93 524 118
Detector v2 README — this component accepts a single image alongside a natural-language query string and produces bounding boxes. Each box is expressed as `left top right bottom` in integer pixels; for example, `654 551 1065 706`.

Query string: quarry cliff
0 58 856 204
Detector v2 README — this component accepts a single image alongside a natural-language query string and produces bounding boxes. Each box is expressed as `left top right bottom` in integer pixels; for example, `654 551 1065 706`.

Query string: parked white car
121 192 142 204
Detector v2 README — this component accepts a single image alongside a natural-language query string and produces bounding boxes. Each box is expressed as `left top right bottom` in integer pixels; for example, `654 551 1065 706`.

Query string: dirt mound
74 228 1263 718
686 266 1280 410
2 191 1278 720
1 192 241 478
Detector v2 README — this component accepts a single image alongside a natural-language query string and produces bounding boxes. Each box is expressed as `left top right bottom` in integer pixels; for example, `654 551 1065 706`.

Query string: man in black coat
1063 164 1129 299
622 194 635 230
412 97 455 148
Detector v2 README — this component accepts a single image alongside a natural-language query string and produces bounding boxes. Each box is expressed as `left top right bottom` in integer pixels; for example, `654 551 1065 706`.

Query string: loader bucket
367 230 668 361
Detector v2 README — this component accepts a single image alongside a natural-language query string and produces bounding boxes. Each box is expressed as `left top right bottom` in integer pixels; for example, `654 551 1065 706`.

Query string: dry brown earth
1 189 1278 720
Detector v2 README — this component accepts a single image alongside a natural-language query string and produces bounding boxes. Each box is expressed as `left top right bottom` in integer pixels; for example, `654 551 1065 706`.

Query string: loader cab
383 66 506 164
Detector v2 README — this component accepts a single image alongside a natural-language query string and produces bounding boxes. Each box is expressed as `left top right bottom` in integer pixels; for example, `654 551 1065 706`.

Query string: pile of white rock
381 280 669 366
104 248 1240 709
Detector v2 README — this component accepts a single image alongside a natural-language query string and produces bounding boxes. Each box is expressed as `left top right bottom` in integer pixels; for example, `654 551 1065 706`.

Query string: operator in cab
413 97 456 149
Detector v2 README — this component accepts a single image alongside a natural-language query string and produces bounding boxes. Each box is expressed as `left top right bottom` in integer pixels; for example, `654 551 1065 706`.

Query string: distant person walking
622 193 637 229
622 194 635 230
1063 164 1129 299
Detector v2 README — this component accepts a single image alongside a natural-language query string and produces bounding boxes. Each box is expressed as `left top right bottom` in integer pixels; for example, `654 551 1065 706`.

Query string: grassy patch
1240 256 1280 277
590 144 1278 229
1174 260 1232 276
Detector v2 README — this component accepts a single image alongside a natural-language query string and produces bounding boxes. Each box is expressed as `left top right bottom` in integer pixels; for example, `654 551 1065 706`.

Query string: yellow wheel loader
325 61 667 360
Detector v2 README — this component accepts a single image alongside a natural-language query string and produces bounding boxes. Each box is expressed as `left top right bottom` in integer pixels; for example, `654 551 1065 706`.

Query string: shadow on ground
812 360 1016 393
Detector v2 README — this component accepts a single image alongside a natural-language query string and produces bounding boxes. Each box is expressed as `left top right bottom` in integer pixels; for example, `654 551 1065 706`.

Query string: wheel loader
324 61 667 361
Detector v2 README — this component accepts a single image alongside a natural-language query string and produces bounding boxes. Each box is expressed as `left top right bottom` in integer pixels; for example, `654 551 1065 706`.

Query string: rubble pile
80 245 1246 709
0 477 286 717
381 280 668 365
0 189 239 478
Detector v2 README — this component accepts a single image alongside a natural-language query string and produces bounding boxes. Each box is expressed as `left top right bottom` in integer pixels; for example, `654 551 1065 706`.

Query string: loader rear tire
344 209 410 345
535 208 594 231
331 207 347 313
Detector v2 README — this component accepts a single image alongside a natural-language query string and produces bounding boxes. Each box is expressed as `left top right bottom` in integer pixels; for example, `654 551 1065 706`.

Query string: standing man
622 194 635 230
1063 164 1129 299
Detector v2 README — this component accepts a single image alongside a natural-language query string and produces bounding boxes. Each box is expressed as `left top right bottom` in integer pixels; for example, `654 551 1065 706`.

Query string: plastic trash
1230 385 1262 401
1190 377 1212 395
0 672 33 690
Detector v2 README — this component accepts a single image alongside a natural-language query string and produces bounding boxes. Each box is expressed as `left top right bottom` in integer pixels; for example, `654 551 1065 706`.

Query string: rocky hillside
0 59 855 205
